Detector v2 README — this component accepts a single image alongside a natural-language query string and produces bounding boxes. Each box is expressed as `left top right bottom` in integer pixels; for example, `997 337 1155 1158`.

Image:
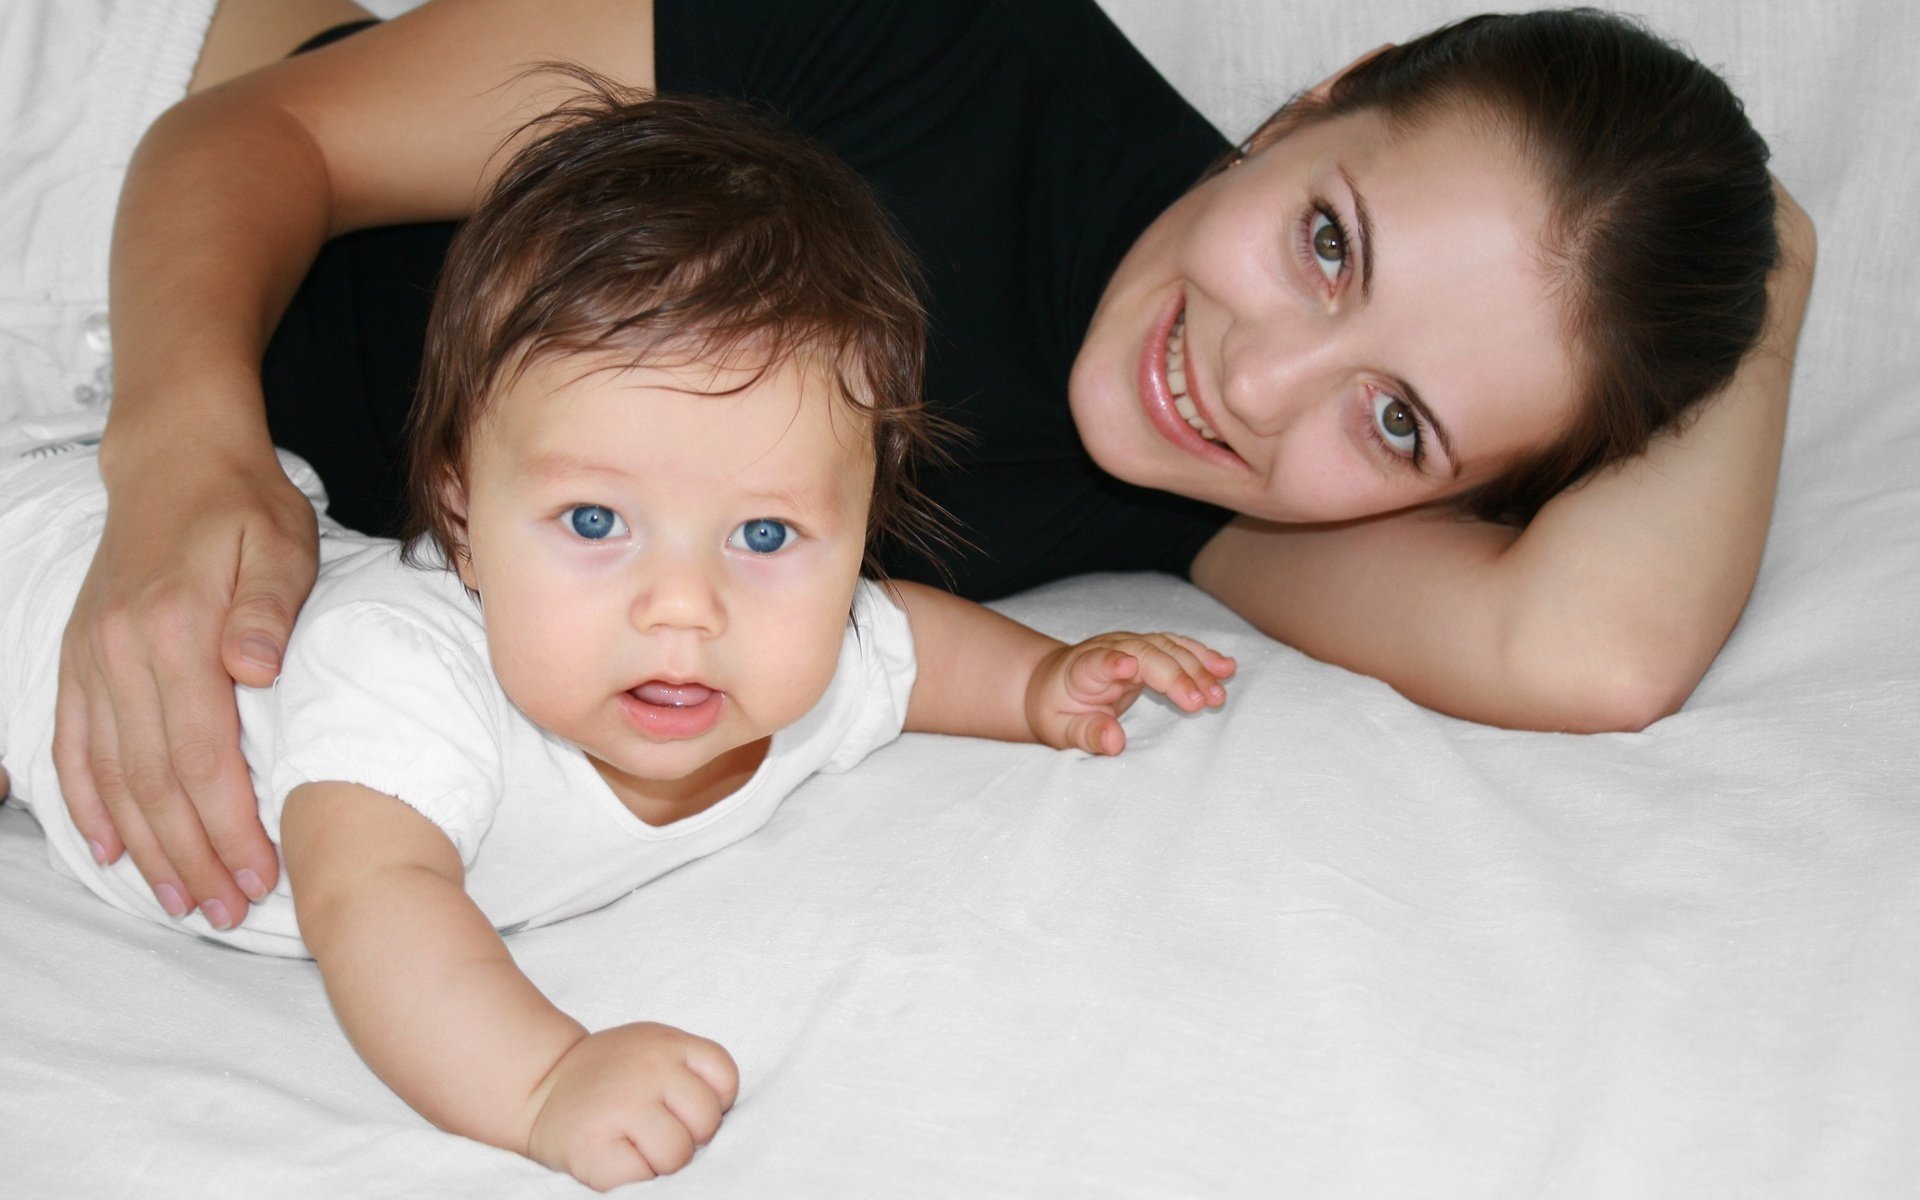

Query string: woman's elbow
1557 656 1697 733
1503 622 1714 734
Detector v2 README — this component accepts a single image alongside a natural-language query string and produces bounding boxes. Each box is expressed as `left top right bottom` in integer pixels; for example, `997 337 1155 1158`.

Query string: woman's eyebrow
1394 377 1461 477
1341 165 1376 301
1342 167 1458 475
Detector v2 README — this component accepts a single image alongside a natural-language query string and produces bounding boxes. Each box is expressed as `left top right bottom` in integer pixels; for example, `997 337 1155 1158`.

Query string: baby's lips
631 681 716 708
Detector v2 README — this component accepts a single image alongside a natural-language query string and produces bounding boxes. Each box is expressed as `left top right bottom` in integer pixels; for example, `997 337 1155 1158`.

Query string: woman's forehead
1304 109 1580 476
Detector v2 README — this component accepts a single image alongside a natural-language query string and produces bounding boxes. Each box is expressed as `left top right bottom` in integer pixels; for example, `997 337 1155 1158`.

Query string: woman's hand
1025 633 1235 755
55 423 319 928
526 1023 739 1190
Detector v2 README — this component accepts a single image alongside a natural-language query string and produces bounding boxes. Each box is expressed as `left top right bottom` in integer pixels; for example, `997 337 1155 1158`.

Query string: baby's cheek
758 619 846 723
483 614 577 726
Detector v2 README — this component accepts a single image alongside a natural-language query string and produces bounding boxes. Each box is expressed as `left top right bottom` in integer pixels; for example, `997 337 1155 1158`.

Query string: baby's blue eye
565 505 627 541
729 518 792 555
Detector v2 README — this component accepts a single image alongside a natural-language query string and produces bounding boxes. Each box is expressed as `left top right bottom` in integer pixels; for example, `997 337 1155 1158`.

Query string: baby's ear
439 473 478 587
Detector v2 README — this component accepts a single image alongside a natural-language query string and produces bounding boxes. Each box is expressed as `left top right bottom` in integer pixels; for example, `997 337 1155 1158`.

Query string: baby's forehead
490 347 875 491
511 343 868 420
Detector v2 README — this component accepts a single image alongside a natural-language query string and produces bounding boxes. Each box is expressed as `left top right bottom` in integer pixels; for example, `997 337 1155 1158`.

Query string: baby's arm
891 582 1234 754
279 783 737 1190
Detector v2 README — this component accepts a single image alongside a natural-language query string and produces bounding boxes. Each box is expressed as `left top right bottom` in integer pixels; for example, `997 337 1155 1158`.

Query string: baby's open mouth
631 681 717 708
619 679 726 740
1166 314 1223 444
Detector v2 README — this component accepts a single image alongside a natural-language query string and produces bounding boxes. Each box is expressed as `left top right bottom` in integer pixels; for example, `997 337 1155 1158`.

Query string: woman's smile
1136 293 1247 471
1074 106 1581 525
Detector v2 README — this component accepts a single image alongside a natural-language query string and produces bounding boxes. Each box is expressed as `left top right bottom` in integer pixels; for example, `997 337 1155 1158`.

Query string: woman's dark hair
405 75 946 576
1252 8 1778 523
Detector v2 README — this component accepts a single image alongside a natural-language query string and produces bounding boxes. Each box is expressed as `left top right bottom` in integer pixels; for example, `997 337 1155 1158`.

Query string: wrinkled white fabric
1 0 1915 1196
0 0 216 421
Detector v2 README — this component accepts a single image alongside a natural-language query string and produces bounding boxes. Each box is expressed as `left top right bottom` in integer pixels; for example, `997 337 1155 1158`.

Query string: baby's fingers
1124 635 1229 712
1062 710 1127 756
1161 632 1237 682
681 1038 740 1114
570 1132 657 1191
628 1104 698 1181
1064 645 1140 703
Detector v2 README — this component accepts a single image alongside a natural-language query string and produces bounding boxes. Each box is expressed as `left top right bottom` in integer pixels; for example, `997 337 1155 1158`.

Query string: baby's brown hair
404 76 943 576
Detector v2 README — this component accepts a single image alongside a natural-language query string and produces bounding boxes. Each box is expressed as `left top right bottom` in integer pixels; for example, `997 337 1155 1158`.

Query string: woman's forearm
102 88 333 475
1488 185 1817 725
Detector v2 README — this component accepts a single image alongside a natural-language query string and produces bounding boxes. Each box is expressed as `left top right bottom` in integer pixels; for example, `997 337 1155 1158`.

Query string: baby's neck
590 737 771 827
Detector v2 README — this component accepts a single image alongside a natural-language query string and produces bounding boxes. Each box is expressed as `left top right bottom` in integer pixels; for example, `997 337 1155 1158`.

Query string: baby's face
453 350 875 823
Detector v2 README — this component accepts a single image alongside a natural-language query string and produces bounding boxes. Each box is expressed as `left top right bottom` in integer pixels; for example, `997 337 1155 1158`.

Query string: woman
55 0 1813 929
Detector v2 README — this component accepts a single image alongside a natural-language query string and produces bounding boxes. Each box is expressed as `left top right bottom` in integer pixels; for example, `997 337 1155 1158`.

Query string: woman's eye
1372 390 1421 458
564 504 627 541
1309 209 1347 284
728 518 792 555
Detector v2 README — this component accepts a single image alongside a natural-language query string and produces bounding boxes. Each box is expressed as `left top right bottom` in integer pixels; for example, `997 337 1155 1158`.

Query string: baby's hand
1025 632 1235 755
526 1022 739 1191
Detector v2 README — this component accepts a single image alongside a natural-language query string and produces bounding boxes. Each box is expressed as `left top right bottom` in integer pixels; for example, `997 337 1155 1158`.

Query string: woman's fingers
205 527 321 895
52 661 120 866
96 650 252 927
155 640 277 906
73 655 195 917
52 455 319 924
219 529 312 689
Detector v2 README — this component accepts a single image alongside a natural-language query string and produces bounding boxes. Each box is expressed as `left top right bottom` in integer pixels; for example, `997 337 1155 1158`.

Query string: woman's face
1069 105 1581 524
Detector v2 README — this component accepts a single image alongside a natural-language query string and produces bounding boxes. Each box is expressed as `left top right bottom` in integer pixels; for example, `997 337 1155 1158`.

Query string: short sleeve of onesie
818 578 918 774
259 600 503 863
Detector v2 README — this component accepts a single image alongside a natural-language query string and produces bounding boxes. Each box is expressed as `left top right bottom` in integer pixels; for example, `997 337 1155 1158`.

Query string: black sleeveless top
263 0 1232 599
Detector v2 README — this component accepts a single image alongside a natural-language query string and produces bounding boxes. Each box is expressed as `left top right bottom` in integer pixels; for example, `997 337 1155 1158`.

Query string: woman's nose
1217 314 1336 438
631 550 725 637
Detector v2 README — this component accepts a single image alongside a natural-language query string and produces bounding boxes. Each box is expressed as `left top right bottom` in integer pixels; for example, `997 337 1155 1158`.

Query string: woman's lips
618 682 724 739
1136 295 1244 468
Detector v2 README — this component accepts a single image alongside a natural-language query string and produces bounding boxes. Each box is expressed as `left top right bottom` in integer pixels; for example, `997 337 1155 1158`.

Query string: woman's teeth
1167 316 1222 443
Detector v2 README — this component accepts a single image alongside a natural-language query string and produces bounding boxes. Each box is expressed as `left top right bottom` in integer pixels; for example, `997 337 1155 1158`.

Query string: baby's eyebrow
734 477 846 518
518 449 851 516
519 451 631 485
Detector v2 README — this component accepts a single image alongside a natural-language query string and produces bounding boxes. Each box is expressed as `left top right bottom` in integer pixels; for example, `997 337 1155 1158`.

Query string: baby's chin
587 735 773 826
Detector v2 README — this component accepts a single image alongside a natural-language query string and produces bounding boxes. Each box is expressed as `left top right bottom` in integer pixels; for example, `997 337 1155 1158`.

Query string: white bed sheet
3 0 1916 1196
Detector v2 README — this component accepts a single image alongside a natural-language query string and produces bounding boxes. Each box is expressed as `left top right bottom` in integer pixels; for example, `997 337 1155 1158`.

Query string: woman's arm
1191 186 1816 733
893 582 1233 753
281 782 735 1188
61 0 661 926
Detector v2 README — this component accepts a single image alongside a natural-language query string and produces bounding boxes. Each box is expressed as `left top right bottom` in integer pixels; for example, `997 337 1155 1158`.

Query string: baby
0 90 1232 1189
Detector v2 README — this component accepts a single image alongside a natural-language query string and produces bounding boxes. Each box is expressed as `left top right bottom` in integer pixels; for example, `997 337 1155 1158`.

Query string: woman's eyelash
1363 392 1428 469
1301 202 1353 287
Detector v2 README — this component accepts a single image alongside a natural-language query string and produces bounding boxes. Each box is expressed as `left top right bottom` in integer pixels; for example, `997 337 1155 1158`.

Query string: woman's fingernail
239 635 283 671
87 839 108 865
201 899 233 931
235 868 267 901
155 883 189 918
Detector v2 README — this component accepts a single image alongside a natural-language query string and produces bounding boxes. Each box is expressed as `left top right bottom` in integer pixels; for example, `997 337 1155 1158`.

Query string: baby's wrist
1022 642 1074 745
521 1024 594 1146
